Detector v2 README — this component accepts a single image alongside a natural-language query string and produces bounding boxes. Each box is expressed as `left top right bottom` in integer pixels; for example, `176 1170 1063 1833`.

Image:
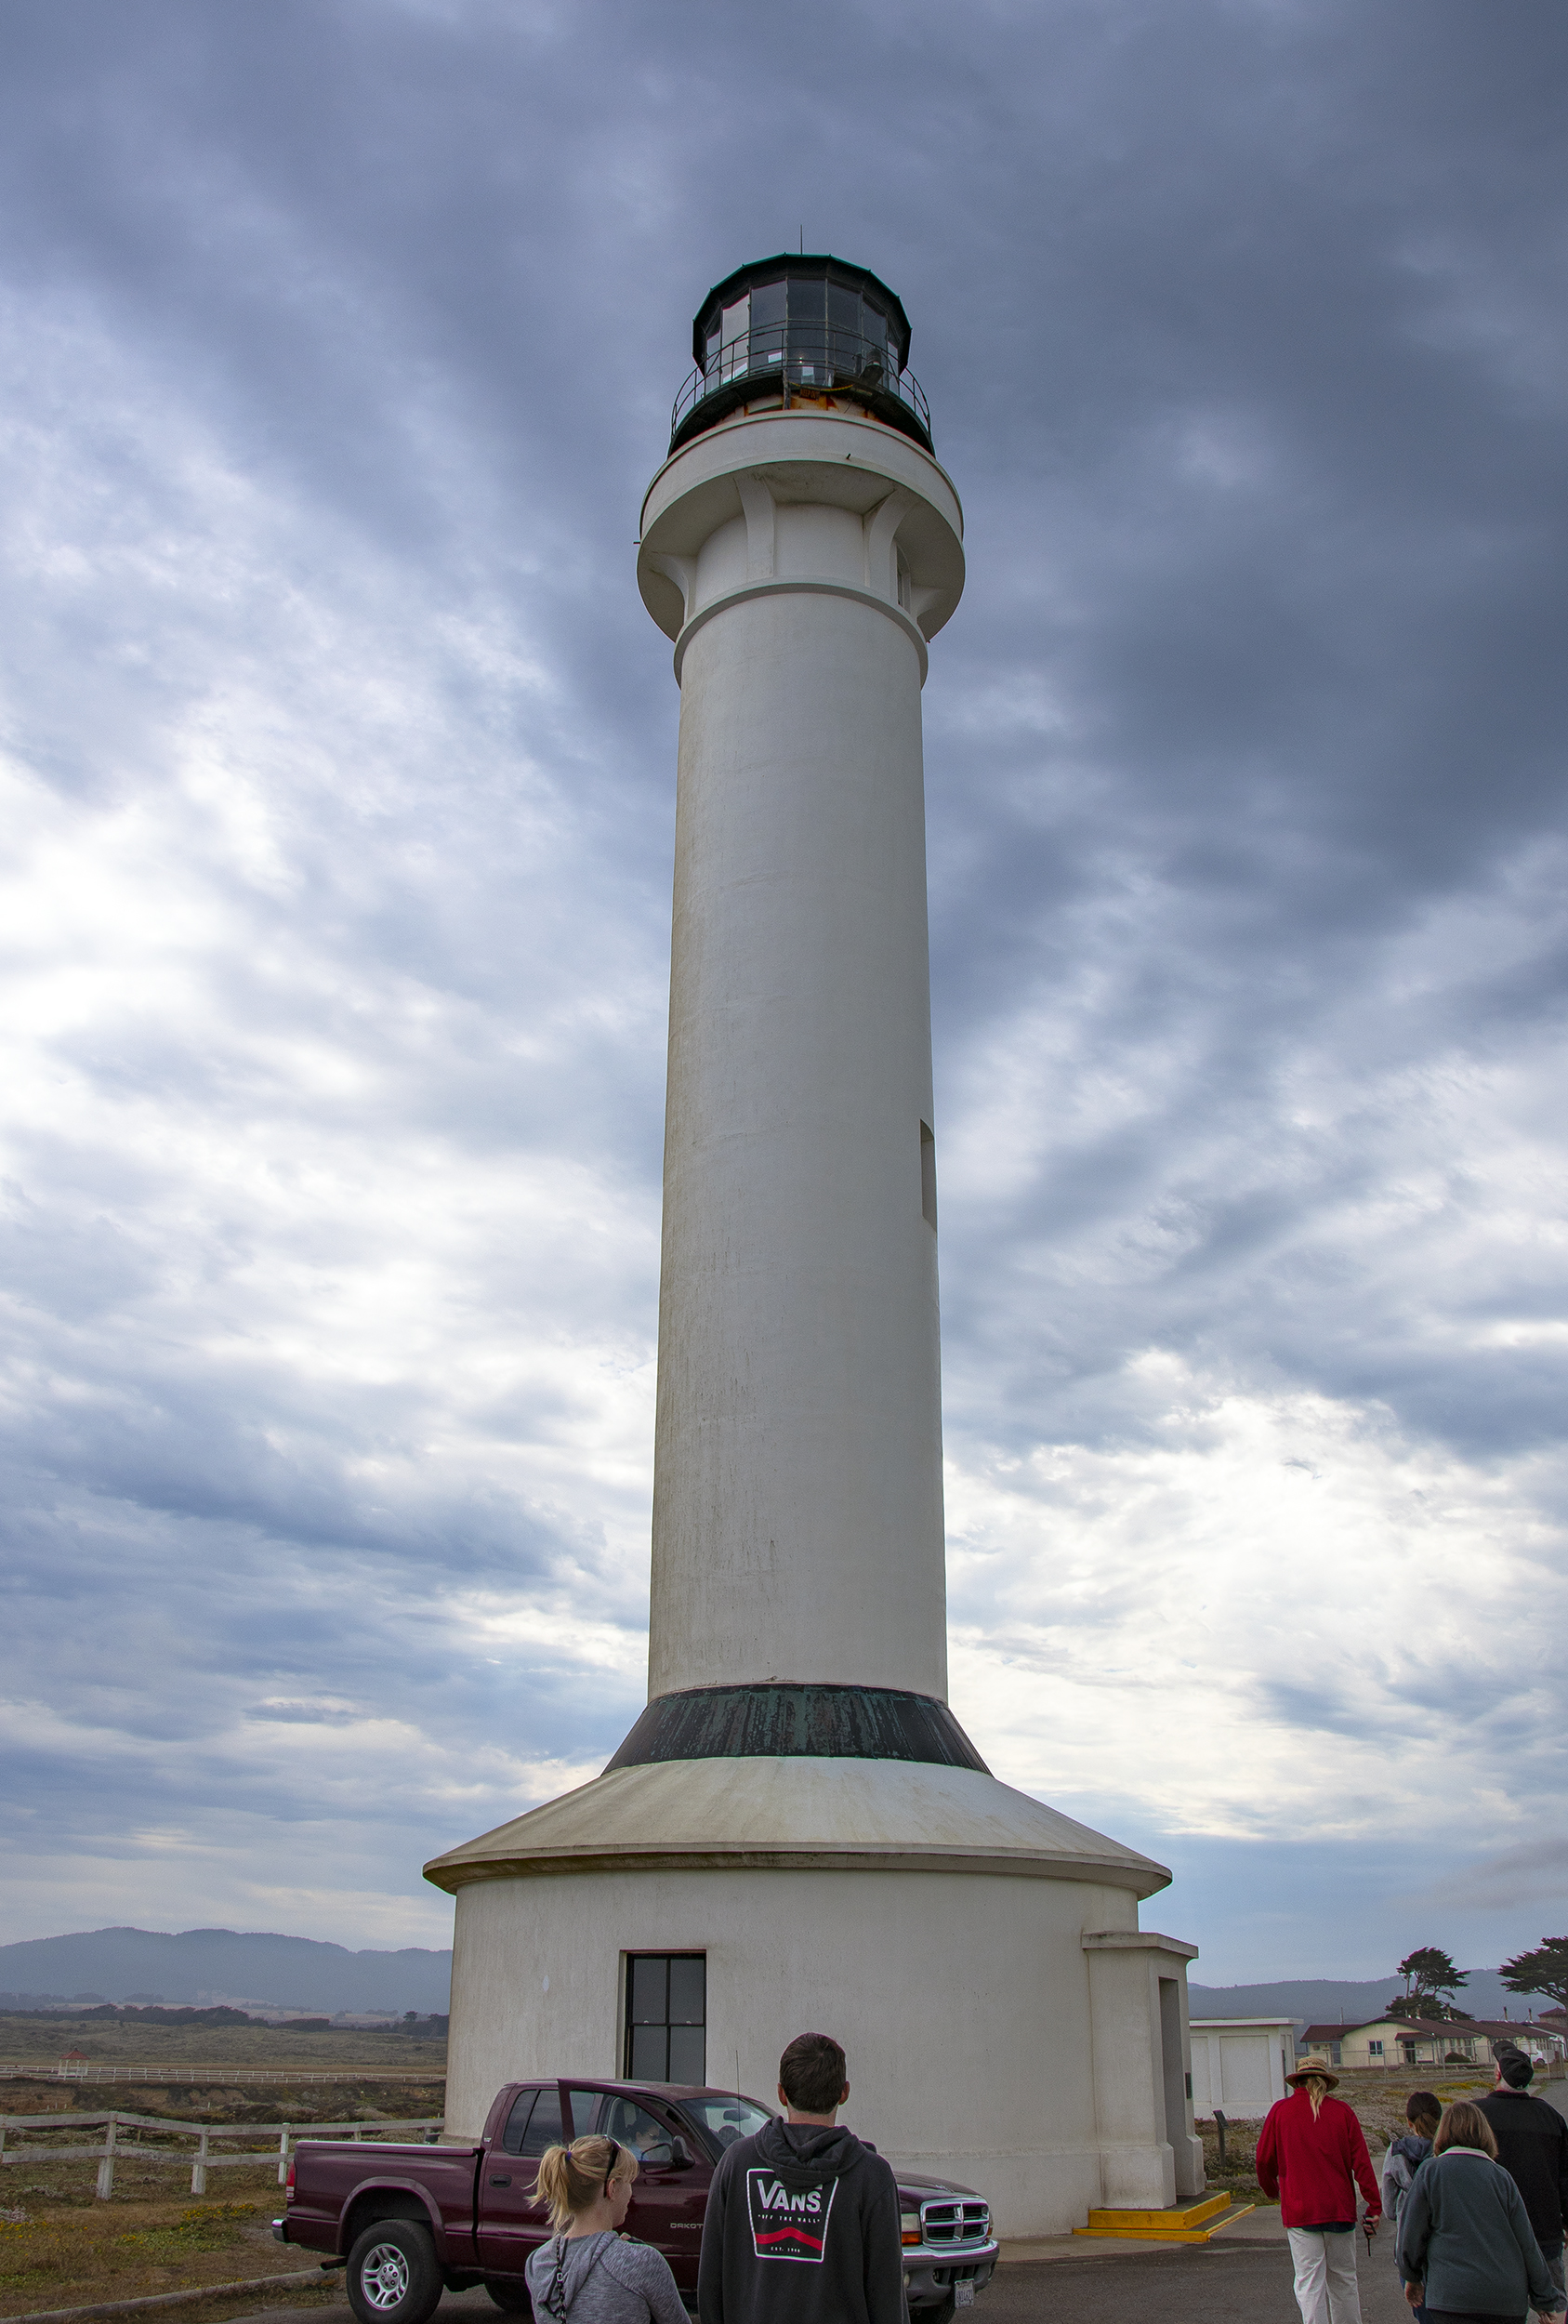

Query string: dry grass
1 2081 444 2134
1196 2065 1558 2204
0 2017 445 2079
0 2175 338 2320
0 2066 447 2324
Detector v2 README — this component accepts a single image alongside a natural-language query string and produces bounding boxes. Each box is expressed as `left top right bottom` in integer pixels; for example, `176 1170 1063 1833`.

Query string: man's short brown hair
779 2032 848 2114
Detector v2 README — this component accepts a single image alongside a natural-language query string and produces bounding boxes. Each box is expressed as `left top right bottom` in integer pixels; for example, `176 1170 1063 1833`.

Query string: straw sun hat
1286 2054 1340 2089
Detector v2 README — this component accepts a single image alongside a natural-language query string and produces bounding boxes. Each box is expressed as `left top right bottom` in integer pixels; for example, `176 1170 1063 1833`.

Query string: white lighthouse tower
427 257 1204 2236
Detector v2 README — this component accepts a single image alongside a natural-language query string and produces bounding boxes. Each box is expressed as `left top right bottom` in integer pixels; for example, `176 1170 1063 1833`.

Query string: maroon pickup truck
277 2077 996 2324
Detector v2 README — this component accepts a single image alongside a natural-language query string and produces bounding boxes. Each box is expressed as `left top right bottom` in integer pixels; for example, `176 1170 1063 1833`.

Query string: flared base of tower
425 1753 1205 2235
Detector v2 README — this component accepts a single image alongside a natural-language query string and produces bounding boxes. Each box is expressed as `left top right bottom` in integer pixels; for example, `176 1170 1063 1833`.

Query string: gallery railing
670 324 932 453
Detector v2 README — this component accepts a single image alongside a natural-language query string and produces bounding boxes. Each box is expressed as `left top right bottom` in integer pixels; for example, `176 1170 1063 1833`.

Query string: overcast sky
2 0 1565 1989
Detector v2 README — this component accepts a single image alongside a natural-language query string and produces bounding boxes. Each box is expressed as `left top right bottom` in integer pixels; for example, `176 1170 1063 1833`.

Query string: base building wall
444 1861 1199 2238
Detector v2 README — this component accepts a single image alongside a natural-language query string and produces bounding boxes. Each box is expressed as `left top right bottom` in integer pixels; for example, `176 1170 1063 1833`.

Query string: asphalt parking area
225 2237 1415 2324
985 2240 1408 2322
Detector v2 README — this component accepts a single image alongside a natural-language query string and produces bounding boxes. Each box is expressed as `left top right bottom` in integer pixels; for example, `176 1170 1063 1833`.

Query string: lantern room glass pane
748 279 785 372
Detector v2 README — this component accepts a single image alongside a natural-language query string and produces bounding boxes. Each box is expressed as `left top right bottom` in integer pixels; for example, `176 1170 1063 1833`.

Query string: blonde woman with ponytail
523 2136 687 2324
1256 2054 1381 2323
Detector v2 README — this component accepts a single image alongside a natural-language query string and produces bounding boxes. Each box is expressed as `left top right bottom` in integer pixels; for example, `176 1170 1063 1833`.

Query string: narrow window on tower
625 1952 706 2082
920 1121 938 1231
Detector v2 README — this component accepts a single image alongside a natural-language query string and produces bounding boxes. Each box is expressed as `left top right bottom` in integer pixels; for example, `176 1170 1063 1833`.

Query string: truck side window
500 2091 539 2155
503 2090 566 2159
600 2097 674 2166
566 2090 602 2138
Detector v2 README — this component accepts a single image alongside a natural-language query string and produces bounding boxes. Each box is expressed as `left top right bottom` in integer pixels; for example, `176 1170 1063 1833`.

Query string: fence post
278 2129 290 2187
191 2130 208 2197
97 2117 117 2200
1214 2110 1228 2167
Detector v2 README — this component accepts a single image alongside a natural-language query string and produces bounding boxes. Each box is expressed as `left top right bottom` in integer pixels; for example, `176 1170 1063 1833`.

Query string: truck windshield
681 2096 773 2150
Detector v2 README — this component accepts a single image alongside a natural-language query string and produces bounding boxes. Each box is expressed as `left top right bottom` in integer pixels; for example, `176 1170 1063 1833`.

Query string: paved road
987 2239 1410 2323
231 2234 1414 2324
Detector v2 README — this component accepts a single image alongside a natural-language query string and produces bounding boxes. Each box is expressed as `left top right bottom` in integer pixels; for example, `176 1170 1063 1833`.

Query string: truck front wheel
346 2220 443 2324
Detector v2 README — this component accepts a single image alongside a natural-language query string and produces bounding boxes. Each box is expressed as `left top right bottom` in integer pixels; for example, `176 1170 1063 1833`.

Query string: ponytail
534 2136 639 2234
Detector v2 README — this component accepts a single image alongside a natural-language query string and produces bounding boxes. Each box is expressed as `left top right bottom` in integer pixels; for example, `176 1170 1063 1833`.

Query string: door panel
600 2098 711 2294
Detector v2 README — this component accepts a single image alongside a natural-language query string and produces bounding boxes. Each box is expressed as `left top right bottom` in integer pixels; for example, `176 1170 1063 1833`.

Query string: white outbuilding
1189 2017 1298 2119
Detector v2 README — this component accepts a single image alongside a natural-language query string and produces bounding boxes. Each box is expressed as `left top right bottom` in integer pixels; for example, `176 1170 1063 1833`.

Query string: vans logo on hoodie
745 2170 838 2262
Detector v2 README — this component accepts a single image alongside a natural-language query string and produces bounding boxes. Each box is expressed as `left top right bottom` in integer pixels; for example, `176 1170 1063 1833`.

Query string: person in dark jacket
697 2031 903 2324
1256 2053 1380 2323
1397 2097 1564 2322
1384 2093 1443 2324
1478 2040 1568 2309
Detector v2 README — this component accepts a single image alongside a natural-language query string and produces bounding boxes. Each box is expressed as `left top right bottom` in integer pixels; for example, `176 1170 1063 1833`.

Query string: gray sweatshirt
524 2231 689 2324
1397 2147 1560 2317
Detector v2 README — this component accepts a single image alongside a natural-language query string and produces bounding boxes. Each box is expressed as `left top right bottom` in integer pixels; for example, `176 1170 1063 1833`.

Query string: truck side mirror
667 2135 694 2170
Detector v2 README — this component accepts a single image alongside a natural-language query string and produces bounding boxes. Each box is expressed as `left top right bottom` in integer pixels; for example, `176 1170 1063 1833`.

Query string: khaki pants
1287 2227 1364 2324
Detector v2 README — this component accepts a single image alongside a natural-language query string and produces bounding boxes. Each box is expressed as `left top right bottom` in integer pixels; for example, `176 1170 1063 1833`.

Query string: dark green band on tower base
603 1684 990 1773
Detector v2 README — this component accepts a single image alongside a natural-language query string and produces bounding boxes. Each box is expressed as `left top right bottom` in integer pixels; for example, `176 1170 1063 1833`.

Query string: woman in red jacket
1257 2054 1382 2324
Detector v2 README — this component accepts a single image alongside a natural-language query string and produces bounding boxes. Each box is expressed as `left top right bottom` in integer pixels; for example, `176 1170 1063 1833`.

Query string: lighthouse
426 256 1204 2235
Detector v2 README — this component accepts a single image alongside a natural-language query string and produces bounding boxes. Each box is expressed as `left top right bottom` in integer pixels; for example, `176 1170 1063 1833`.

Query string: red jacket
1256 2090 1381 2228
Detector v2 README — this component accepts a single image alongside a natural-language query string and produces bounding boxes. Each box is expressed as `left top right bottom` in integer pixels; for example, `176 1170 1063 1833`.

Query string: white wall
652 588 944 1697
635 413 966 1703
446 1862 1194 2238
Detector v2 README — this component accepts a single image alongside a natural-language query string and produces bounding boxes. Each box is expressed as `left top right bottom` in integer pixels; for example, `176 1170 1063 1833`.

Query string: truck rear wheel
346 2219 443 2324
484 2282 534 2314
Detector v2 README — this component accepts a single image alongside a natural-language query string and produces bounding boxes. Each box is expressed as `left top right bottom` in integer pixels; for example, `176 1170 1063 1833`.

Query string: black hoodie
697 2119 904 2324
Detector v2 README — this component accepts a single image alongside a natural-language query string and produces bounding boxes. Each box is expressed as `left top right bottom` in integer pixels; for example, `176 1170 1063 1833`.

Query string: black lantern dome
669 254 932 456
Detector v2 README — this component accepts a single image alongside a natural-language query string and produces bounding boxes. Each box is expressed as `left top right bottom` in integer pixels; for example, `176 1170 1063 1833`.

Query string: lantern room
669 253 932 455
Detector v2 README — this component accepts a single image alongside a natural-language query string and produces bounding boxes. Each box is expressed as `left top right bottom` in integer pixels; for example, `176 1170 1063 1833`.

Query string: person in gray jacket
1385 2093 1443 2324
525 2134 689 2324
1397 2100 1565 2323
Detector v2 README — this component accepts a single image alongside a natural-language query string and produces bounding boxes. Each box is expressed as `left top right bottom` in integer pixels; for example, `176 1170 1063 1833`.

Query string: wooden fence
0 2112 445 2197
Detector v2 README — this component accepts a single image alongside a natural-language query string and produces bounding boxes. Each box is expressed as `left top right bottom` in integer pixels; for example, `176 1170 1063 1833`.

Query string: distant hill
1190 1970 1535 2030
0 1928 452 2014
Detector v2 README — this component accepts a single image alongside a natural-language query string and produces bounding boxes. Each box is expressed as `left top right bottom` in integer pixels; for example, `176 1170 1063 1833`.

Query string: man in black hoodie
1478 2040 1568 2306
697 2032 904 2324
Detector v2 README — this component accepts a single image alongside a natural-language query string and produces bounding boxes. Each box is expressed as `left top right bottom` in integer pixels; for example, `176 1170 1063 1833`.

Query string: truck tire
346 2219 443 2324
484 2282 533 2314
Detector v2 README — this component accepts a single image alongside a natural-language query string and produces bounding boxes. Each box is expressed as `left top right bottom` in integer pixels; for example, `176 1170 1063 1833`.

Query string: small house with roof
1299 2017 1567 2071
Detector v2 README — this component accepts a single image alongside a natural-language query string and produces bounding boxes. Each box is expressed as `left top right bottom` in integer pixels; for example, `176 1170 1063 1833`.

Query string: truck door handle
489 2174 512 2186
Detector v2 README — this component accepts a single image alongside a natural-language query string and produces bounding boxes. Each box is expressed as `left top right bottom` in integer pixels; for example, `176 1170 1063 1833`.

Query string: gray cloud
0 0 1563 1976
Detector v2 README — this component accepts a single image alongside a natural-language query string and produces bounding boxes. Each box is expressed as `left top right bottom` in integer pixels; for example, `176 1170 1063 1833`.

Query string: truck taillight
285 2160 296 2198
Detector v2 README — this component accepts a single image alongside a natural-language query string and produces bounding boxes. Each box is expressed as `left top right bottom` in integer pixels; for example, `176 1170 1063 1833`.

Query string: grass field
0 2017 447 2079
0 2022 447 2318
1195 2064 1548 2203
0 2174 340 2320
